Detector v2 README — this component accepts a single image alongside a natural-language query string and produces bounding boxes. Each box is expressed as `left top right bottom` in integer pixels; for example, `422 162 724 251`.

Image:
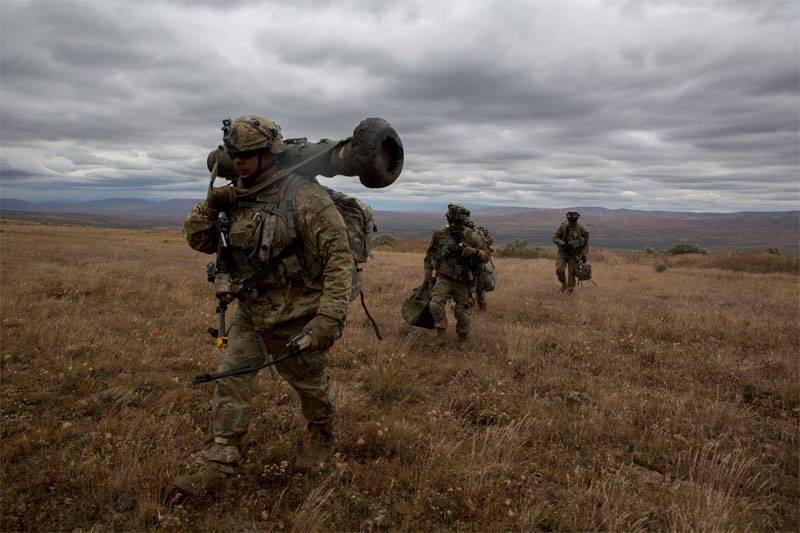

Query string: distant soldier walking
424 204 489 341
553 211 590 293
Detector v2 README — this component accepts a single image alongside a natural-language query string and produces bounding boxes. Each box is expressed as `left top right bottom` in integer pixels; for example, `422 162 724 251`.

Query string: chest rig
226 175 307 291
436 227 475 282
560 223 585 250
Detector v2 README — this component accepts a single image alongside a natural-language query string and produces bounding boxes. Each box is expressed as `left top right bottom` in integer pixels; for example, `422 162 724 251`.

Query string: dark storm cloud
0 0 797 212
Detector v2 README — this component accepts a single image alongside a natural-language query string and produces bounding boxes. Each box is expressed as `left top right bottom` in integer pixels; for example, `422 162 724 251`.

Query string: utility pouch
256 213 280 263
228 217 258 250
278 255 304 282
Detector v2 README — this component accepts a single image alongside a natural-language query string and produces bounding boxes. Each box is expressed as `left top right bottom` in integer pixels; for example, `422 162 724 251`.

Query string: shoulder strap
235 175 306 240
279 174 305 242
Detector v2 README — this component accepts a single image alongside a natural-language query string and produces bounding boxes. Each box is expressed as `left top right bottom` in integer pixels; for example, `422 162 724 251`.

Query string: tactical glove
207 187 244 211
303 314 341 352
462 246 480 257
554 239 565 247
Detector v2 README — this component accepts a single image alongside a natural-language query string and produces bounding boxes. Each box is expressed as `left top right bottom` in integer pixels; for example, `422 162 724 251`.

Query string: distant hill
382 206 800 251
1 197 797 251
0 198 197 229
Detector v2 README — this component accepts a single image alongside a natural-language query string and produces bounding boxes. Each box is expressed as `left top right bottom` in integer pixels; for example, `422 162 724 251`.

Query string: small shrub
654 263 668 273
373 234 396 247
765 247 780 255
668 243 706 255
645 247 655 254
497 240 553 259
362 359 415 403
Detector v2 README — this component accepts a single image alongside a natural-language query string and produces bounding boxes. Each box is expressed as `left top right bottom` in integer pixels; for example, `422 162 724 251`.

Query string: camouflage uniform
424 205 488 339
182 116 353 476
553 211 589 292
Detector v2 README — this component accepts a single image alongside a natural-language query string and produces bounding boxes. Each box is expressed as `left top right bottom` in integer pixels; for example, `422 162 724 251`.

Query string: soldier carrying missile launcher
173 116 402 495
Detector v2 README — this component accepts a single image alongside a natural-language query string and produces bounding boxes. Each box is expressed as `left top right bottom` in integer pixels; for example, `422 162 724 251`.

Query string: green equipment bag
575 260 592 281
401 281 435 329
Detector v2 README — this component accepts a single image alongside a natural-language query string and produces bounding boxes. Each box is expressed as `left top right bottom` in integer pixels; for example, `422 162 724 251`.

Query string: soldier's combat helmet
566 211 580 221
446 204 471 226
222 115 286 155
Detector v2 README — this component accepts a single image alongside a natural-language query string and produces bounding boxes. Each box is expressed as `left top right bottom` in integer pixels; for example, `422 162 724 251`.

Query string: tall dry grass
1 220 798 531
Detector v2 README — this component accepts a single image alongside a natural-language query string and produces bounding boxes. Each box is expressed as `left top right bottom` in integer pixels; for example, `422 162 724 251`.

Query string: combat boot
171 462 235 496
294 423 333 474
457 333 469 344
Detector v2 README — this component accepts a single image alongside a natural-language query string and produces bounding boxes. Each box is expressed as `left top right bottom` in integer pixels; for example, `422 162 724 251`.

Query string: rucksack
322 187 377 299
481 258 496 292
264 176 382 338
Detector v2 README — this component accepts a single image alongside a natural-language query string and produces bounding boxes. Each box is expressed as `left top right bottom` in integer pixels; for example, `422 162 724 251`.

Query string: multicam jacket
184 174 354 329
553 222 590 256
424 225 487 283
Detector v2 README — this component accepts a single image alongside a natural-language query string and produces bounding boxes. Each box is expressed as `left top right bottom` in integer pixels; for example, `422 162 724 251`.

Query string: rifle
206 211 235 350
193 331 313 385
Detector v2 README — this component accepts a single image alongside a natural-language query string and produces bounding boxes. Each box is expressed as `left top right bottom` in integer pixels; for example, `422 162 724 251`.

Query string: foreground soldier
424 204 488 341
553 210 590 293
173 116 353 495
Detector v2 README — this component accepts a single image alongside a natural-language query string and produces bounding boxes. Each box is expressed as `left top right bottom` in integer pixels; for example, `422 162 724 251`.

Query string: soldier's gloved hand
303 314 341 351
207 187 244 211
462 246 480 257
554 239 565 247
476 250 490 262
581 254 587 263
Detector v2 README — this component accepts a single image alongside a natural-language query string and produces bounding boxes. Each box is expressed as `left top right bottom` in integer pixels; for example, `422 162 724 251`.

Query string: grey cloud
0 0 797 211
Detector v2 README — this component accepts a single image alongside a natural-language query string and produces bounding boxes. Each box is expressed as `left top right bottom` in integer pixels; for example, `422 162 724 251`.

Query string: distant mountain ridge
1 197 798 251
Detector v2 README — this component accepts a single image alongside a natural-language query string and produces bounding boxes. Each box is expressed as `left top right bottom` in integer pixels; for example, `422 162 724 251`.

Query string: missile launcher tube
206 117 403 189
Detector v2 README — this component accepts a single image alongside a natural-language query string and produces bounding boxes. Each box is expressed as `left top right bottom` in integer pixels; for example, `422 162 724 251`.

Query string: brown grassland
1 221 798 531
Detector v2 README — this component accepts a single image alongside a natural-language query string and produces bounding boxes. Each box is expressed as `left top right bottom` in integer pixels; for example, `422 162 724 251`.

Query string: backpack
322 187 377 299
274 176 382 338
481 258 496 292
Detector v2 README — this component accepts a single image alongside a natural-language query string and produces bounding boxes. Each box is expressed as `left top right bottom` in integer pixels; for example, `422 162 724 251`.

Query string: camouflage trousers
429 276 473 337
202 304 335 467
556 252 580 290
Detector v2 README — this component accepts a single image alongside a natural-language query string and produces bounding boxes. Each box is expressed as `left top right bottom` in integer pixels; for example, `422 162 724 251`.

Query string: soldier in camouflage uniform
553 211 589 293
424 204 489 341
173 116 354 495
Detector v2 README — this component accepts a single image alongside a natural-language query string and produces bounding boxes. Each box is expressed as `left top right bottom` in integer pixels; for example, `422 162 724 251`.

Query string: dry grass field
1 221 798 531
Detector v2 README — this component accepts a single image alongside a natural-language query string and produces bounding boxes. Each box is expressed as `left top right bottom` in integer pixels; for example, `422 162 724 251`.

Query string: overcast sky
1 0 798 212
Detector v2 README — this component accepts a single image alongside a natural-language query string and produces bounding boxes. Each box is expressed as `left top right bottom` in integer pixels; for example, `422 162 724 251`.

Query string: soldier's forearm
184 203 219 254
317 230 355 321
318 265 353 321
